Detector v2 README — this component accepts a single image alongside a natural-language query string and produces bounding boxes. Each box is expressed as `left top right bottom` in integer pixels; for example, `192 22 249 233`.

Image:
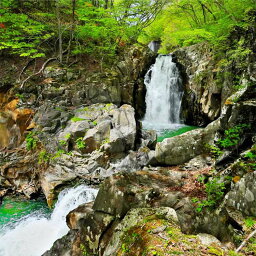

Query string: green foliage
59 140 67 146
15 94 24 100
196 177 226 212
75 137 86 149
217 124 250 149
207 124 251 158
25 131 38 150
52 149 66 160
206 144 223 158
101 138 110 146
138 0 256 53
38 150 51 164
244 217 256 229
71 117 85 122
244 149 256 171
92 120 98 126
0 0 51 57
80 243 88 256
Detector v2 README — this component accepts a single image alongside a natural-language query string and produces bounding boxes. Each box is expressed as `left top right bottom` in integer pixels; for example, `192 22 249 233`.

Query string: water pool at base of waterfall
156 125 200 142
0 196 50 230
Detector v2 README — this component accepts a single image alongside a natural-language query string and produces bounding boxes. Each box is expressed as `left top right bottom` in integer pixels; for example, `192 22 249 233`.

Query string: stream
0 185 98 256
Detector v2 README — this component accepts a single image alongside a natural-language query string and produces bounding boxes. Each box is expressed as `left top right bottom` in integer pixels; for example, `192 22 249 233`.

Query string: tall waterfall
0 185 98 256
142 55 183 131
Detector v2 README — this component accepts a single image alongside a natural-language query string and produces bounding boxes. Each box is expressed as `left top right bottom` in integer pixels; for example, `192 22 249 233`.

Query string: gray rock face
39 103 139 205
0 149 40 198
155 120 219 165
45 170 236 256
225 171 256 216
174 43 222 125
103 207 178 256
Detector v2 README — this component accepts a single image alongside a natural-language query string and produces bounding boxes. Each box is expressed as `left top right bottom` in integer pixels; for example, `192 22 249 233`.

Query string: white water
0 185 98 256
142 55 184 131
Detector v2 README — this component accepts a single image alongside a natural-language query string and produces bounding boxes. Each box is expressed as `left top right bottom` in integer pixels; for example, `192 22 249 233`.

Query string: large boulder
155 120 219 165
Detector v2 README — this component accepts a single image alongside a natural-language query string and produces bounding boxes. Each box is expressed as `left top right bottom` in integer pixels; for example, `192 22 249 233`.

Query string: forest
0 0 255 62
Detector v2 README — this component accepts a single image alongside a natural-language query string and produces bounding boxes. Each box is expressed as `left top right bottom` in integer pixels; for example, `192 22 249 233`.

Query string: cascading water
142 55 184 131
0 185 98 256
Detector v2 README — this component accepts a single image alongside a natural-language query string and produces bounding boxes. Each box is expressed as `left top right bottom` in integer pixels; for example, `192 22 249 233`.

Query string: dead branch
236 229 256 253
18 59 35 82
20 57 56 89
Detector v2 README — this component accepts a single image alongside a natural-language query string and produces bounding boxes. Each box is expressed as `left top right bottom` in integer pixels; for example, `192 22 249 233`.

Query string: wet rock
174 43 222 125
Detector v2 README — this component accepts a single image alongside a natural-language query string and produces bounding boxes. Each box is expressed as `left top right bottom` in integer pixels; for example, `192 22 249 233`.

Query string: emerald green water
157 125 199 142
0 196 50 229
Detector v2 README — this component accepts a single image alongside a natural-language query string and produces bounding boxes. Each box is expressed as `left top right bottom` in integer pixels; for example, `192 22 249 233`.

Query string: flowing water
142 55 198 137
0 185 98 256
142 54 184 131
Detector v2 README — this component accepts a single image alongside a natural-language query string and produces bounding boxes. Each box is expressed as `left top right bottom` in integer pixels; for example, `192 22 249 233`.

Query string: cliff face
173 23 256 126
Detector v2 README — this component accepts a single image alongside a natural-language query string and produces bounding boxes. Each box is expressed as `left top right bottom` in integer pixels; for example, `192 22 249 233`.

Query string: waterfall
0 185 98 256
142 55 183 131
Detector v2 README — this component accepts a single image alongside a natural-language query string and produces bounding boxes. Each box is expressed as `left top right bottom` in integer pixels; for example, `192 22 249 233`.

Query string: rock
174 43 222 125
83 120 111 153
43 66 80 82
45 169 236 255
59 120 90 143
140 129 157 149
36 107 61 128
197 233 222 246
107 105 137 153
42 230 79 256
0 149 40 198
181 154 214 171
102 207 178 256
155 120 219 165
92 170 183 218
108 147 155 173
67 202 94 230
224 171 256 216
220 99 256 131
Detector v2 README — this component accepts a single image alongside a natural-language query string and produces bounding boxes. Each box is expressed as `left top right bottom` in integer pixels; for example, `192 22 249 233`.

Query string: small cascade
142 55 183 131
0 185 98 256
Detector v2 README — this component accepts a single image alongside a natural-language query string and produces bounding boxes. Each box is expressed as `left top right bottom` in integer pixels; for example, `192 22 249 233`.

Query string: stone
181 154 214 171
102 207 178 256
155 120 219 165
197 233 222 246
0 149 40 198
140 129 157 149
83 120 111 153
107 105 137 153
43 66 67 82
59 120 90 141
224 171 256 216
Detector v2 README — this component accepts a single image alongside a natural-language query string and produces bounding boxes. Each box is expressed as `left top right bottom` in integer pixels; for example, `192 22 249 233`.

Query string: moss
117 212 225 256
